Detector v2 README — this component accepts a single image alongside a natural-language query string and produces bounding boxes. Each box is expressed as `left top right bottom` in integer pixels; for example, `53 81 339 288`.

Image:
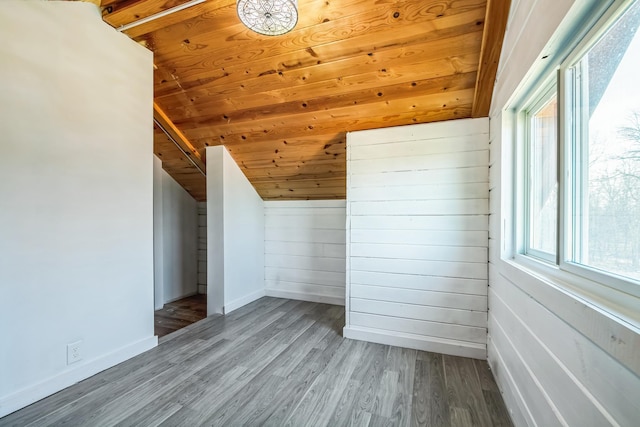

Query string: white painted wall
152 156 199 307
153 156 165 310
206 146 265 315
344 119 490 359
489 0 640 425
264 201 346 305
197 202 207 295
0 1 155 417
207 147 225 315
160 168 198 303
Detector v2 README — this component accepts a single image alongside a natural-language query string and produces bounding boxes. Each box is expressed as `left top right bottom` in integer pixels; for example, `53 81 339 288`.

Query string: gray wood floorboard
333 342 388 426
0 297 513 427
443 355 493 427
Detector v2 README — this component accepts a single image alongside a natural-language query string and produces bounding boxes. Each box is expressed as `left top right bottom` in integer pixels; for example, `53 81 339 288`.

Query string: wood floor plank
154 294 206 337
327 378 362 425
297 340 368 427
451 406 474 427
163 306 322 425
163 333 293 423
482 390 514 427
42 339 232 426
271 309 344 379
113 400 182 427
1 298 512 427
6 335 207 426
429 352 452 427
213 374 296 426
412 358 430 427
22 338 221 427
443 355 493 427
368 413 393 426
474 358 500 392
328 341 388 425
375 370 400 418
262 331 347 426
388 347 417 427
283 338 365 426
412 353 450 427
156 296 282 346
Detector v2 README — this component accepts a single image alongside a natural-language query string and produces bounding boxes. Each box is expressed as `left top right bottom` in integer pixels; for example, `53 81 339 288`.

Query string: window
526 89 558 260
518 0 640 293
566 0 640 284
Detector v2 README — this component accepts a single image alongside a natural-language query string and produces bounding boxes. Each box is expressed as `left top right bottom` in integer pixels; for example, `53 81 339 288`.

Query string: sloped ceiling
101 0 510 201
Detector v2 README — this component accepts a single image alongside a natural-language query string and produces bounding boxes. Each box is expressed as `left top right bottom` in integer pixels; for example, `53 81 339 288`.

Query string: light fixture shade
237 0 298 36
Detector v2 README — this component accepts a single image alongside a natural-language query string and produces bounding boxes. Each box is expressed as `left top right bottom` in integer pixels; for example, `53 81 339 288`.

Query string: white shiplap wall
264 201 346 305
489 0 640 425
344 118 489 359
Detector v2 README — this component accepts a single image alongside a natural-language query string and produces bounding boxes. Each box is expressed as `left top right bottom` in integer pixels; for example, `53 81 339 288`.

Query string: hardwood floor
1 298 513 427
154 294 207 338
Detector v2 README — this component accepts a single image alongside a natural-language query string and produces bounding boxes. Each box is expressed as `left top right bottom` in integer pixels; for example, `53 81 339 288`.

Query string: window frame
559 0 640 297
522 81 559 263
513 0 640 302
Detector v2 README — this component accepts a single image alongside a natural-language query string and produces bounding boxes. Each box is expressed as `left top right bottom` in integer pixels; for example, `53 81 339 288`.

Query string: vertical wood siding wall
264 201 346 306
489 0 640 425
344 118 490 359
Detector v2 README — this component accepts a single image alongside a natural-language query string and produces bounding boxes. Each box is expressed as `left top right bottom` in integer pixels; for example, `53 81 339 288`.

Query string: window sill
509 254 640 328
495 256 640 376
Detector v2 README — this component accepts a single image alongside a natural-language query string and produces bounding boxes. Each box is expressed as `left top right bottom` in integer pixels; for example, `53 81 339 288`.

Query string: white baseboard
224 288 266 314
0 336 157 418
343 325 486 359
265 288 345 306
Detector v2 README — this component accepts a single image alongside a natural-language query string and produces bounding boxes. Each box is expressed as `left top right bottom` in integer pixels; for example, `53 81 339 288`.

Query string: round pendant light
237 0 298 36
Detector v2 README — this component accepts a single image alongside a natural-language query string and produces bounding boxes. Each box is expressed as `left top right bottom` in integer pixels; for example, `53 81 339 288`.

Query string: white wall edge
0 336 157 418
224 289 266 314
343 325 487 360
265 289 345 306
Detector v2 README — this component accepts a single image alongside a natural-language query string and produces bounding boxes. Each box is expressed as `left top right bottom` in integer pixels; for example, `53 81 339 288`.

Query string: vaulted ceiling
101 0 510 201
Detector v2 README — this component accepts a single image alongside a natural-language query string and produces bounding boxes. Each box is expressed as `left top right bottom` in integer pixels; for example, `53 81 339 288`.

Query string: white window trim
522 81 559 263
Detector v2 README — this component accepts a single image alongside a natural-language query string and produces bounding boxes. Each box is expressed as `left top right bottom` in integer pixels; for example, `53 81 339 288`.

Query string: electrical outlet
67 341 82 365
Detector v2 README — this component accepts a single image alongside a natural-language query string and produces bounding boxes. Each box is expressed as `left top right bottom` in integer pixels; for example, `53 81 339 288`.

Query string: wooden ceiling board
102 0 510 201
145 1 482 70
179 88 475 142
150 9 485 99
164 68 479 131
154 29 483 113
472 0 512 117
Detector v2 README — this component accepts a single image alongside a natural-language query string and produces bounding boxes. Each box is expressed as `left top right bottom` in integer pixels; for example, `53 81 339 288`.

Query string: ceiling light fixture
237 0 298 36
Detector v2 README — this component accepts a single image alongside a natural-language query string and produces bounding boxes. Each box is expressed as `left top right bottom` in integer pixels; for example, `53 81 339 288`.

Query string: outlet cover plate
67 340 83 365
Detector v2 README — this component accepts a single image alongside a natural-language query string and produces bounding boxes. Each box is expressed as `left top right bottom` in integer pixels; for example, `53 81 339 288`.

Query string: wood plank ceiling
101 0 510 201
